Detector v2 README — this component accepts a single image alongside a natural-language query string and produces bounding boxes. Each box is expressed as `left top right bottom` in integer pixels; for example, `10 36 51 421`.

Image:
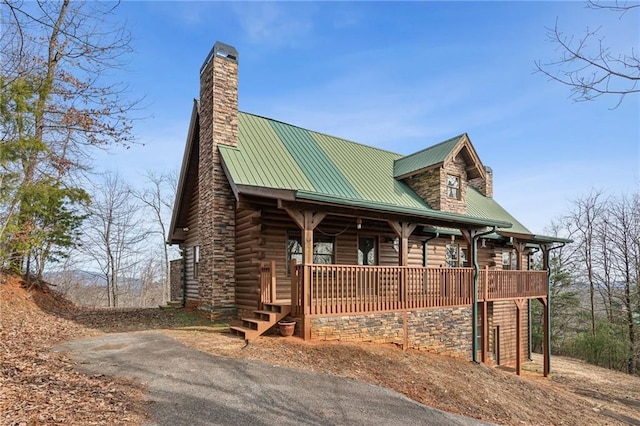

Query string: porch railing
259 260 277 309
288 261 548 316
478 269 547 301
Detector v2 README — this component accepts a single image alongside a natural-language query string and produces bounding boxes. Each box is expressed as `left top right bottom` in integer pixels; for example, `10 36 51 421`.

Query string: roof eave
295 190 512 229
168 99 199 244
497 230 573 245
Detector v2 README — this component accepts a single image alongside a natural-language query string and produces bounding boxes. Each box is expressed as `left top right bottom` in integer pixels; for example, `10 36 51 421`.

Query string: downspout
527 247 540 361
472 226 496 364
422 232 439 266
180 245 187 308
543 243 565 373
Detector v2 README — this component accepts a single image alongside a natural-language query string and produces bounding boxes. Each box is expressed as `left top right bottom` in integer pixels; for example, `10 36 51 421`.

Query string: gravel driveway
55 332 491 426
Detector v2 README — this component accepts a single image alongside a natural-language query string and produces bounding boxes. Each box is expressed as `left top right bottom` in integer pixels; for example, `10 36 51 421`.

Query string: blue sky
97 1 639 235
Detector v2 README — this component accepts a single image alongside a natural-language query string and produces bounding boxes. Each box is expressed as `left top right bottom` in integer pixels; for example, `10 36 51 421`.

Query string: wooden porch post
514 298 525 375
270 259 277 304
513 239 527 370
388 221 417 303
539 296 549 377
285 208 326 341
482 265 489 363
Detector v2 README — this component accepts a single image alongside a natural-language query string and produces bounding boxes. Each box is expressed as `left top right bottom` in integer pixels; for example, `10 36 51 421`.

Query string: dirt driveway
55 331 491 426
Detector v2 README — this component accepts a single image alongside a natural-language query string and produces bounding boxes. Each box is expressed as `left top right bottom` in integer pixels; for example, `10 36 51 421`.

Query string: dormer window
447 175 460 199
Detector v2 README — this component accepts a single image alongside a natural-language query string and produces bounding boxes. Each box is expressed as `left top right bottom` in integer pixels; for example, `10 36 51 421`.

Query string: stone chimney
468 165 493 198
197 42 238 316
484 166 493 198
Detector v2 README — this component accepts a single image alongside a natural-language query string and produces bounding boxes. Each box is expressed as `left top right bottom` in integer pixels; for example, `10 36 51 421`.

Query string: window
446 175 460 199
502 250 517 270
287 232 335 274
446 244 468 267
460 247 468 267
193 245 200 278
358 237 377 265
446 244 458 267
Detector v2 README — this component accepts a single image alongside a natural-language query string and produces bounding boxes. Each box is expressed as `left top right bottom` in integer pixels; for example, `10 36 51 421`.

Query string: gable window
287 232 335 274
447 175 460 199
358 237 377 265
193 245 200 278
446 244 468 267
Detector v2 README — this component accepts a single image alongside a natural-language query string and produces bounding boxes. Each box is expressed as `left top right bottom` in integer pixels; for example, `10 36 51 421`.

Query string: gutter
422 232 439 267
527 247 540 362
543 243 565 373
472 226 497 364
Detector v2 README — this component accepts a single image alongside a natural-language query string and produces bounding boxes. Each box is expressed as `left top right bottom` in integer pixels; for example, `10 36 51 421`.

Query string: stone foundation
310 307 472 358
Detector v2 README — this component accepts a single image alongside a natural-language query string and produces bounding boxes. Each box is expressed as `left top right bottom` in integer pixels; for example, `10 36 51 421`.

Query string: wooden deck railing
479 269 547 301
286 262 548 316
259 260 277 309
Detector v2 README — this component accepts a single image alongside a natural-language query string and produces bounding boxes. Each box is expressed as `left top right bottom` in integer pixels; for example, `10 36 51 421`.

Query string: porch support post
388 221 417 303
285 209 326 340
538 296 549 377
513 239 528 365
387 221 417 266
462 226 496 364
482 265 489 363
514 298 525 375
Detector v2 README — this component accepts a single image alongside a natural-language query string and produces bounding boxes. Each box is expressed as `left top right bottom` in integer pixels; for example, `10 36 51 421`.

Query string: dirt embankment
2 273 639 425
0 274 147 425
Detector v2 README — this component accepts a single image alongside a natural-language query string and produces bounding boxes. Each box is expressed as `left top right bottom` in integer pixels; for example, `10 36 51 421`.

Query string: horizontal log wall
183 183 200 306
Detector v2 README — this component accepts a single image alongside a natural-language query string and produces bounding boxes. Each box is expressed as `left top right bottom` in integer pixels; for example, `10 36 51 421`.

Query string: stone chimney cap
200 41 238 74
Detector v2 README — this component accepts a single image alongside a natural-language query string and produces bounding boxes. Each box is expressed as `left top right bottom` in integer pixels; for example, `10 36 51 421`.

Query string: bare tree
535 1 639 108
0 0 139 272
567 190 606 336
132 170 177 305
607 194 638 374
82 172 148 307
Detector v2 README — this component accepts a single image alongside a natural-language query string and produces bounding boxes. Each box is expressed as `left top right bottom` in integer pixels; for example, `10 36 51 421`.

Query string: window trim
357 235 378 266
286 231 336 274
446 174 461 200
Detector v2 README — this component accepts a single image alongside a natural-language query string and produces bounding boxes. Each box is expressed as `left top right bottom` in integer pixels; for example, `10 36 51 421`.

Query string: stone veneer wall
405 169 441 210
403 155 469 214
169 259 183 302
197 44 238 317
310 307 473 358
440 155 467 214
468 166 493 198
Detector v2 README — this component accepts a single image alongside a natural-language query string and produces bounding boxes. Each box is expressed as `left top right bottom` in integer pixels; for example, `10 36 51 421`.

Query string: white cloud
231 2 317 48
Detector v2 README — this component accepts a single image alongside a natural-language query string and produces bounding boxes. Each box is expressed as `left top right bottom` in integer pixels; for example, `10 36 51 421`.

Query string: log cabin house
168 42 569 375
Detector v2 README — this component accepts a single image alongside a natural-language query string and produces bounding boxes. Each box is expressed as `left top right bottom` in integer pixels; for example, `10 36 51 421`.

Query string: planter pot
278 321 296 337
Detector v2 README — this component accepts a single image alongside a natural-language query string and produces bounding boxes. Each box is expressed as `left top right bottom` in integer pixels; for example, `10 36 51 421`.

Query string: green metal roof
466 187 531 234
219 112 514 228
393 134 464 178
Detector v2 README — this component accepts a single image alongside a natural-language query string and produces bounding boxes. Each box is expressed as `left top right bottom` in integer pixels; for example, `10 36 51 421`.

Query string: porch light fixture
450 234 455 243
356 217 362 230
481 238 486 248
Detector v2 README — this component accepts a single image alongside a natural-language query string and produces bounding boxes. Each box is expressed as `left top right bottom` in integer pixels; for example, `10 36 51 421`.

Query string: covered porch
259 261 549 375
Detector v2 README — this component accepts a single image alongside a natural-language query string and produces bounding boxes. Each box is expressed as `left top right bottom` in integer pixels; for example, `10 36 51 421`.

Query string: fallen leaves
0 274 147 425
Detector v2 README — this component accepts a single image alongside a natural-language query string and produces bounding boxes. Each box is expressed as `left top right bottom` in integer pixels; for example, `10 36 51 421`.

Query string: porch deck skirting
309 307 473 358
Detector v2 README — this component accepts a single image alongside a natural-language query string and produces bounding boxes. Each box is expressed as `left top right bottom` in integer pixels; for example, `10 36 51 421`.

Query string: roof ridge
396 133 466 163
238 110 403 157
